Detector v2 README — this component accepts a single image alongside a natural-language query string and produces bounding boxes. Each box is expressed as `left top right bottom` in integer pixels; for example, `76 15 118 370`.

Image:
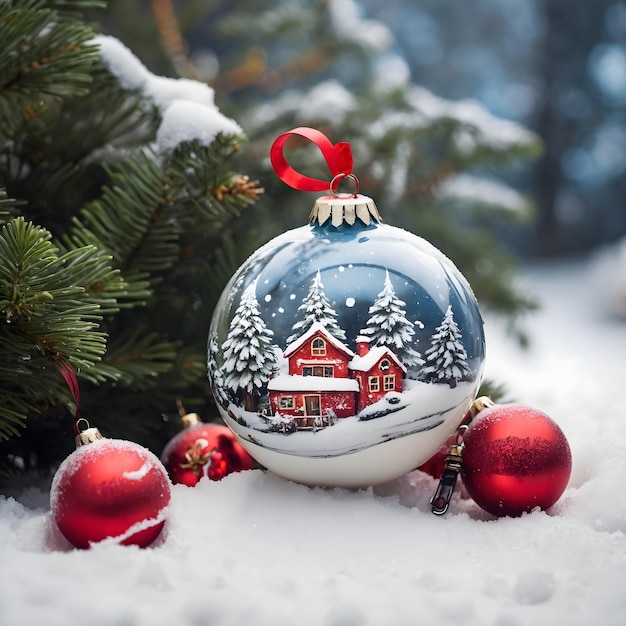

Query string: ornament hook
329 173 359 198
430 425 467 516
74 417 91 435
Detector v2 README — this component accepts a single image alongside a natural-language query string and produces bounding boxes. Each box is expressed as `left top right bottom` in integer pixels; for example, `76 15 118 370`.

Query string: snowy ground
2 257 626 626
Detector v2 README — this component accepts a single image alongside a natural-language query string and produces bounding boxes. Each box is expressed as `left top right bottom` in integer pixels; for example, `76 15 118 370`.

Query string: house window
379 359 390 371
311 338 326 356
303 366 334 377
383 375 395 391
369 376 380 392
279 397 295 409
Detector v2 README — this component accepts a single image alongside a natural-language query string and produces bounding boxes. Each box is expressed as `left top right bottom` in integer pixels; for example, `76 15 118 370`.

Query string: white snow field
1 258 626 626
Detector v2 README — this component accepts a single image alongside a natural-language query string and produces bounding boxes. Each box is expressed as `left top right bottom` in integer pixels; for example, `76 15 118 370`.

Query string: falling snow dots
208 194 485 487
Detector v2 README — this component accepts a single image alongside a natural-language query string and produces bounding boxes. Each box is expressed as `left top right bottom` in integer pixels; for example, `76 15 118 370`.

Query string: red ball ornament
161 412 255 486
51 421 171 549
461 404 572 517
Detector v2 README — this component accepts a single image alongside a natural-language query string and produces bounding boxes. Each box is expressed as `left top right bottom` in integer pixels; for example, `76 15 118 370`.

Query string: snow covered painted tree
286 270 346 346
221 281 277 412
420 305 472 388
359 270 424 371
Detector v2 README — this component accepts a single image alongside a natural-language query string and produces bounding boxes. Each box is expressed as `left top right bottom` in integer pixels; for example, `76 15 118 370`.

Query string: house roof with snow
283 322 355 358
349 346 407 373
267 374 359 392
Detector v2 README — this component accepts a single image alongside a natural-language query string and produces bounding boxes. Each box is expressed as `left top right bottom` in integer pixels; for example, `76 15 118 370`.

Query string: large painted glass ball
208 195 485 487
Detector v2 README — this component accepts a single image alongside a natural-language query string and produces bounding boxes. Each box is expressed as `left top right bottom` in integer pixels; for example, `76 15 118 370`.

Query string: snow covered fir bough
208 188 485 488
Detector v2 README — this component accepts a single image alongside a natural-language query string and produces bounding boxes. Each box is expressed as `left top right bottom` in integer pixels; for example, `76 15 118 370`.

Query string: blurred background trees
360 0 626 257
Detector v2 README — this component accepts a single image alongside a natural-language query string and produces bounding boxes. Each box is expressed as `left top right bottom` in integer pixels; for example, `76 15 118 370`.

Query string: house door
304 395 321 416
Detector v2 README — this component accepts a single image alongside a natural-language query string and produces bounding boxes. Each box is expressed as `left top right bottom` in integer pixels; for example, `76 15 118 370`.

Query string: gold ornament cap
468 396 496 421
309 194 382 227
74 418 103 448
177 398 202 429
181 412 201 428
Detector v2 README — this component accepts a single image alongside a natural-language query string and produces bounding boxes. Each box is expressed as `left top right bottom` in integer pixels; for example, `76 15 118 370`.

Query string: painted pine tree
420 305 471 388
286 270 346 345
359 270 424 371
221 281 277 411
207 334 226 406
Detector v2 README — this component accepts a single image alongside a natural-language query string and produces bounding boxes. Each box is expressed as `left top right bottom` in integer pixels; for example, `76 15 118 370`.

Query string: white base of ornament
220 405 472 488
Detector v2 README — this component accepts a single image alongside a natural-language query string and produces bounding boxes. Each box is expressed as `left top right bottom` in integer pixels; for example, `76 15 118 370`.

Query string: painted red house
349 337 406 413
267 323 405 429
267 323 358 428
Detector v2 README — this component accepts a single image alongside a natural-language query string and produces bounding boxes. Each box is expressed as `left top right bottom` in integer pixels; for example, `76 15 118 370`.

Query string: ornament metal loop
74 418 103 448
75 417 91 433
330 173 359 198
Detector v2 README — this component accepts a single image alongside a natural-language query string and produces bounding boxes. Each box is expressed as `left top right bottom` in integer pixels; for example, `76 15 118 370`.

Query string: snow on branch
156 101 242 155
93 36 242 154
296 81 356 124
246 81 355 131
408 86 538 151
433 174 529 215
369 85 538 154
93 36 216 110
328 0 393 51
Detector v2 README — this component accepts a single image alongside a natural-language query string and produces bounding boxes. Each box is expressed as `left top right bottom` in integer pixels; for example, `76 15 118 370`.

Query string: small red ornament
461 403 572 517
161 409 255 486
51 420 171 549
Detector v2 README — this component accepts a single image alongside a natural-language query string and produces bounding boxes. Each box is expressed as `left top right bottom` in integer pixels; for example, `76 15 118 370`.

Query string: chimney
355 336 370 356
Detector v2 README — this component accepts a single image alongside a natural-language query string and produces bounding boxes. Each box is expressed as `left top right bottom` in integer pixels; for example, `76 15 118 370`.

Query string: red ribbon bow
270 127 354 193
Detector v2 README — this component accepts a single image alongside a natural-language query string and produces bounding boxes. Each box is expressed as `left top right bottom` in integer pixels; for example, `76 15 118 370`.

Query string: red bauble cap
461 404 572 517
51 435 171 549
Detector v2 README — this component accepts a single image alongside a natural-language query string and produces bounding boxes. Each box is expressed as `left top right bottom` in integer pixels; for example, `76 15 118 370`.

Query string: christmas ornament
51 419 171 549
461 402 572 517
161 404 255 486
208 127 486 488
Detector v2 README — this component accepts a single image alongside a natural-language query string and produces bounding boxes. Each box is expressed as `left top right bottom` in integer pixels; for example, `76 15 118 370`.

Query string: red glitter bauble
461 405 572 517
51 439 171 549
161 422 255 486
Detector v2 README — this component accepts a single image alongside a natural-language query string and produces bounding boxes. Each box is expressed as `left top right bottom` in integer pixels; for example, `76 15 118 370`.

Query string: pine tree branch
0 0 100 99
0 216 125 438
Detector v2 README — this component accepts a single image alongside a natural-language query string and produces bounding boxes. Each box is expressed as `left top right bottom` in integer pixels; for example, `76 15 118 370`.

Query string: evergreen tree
221 280 277 412
0 0 261 474
420 305 471 388
286 270 346 345
359 270 424 370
